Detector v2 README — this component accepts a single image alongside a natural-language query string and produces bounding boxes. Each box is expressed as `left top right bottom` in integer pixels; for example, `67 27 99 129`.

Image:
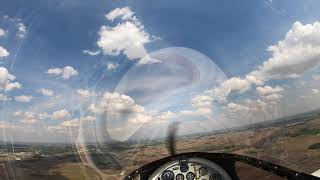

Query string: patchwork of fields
0 115 319 179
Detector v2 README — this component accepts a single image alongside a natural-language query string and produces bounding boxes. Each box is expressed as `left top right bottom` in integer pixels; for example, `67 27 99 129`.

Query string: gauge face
199 167 208 176
161 170 174 180
186 172 195 180
176 173 184 180
210 173 222 180
180 164 189 172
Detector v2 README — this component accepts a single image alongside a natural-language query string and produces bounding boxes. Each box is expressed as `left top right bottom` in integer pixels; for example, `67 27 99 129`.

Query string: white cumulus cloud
47 66 78 80
247 21 320 84
38 88 54 96
77 89 95 100
15 95 33 103
206 21 320 101
106 62 119 70
191 95 214 116
97 7 159 65
98 92 149 121
13 111 37 124
93 92 155 141
260 21 320 79
4 82 22 92
263 93 283 101
51 109 71 120
226 102 250 113
0 67 21 92
97 21 150 60
105 7 135 21
0 28 6 37
89 91 176 141
208 77 251 102
0 46 9 58
2 16 27 38
17 22 27 38
256 85 284 96
81 115 95 122
61 118 79 127
82 50 100 56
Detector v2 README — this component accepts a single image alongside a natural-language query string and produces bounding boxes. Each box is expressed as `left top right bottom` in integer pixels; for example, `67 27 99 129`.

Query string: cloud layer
208 21 320 101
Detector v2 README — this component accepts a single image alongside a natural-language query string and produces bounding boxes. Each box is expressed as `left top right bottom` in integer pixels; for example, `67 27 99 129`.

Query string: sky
0 0 320 143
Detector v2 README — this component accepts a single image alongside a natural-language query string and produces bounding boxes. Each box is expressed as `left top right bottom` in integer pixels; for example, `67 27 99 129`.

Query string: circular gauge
180 164 189 172
176 173 184 180
210 173 222 180
186 172 195 180
199 167 208 176
161 170 174 180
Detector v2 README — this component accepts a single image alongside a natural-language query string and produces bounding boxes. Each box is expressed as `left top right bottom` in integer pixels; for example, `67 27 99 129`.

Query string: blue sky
3 0 320 76
1 0 320 142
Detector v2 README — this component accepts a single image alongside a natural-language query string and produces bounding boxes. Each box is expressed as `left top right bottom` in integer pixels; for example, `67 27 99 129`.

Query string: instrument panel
148 157 232 180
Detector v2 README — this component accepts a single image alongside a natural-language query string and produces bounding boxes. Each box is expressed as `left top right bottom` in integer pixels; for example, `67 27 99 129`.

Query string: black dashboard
148 157 231 180
124 152 320 180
